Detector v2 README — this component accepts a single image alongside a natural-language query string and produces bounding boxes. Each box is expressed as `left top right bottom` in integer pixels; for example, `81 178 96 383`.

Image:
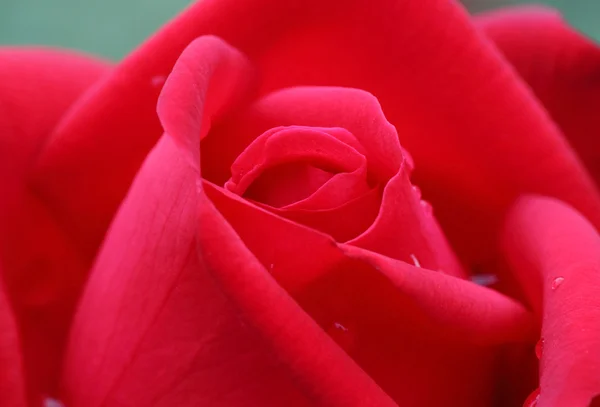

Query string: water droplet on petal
411 184 422 199
327 321 355 352
410 254 421 268
45 398 65 407
551 276 565 290
402 148 415 172
535 338 544 359
420 199 433 215
151 75 167 88
523 388 540 407
333 322 348 332
470 273 499 286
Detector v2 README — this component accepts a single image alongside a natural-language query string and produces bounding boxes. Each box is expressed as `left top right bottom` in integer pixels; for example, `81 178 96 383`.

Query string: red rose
1 2 600 407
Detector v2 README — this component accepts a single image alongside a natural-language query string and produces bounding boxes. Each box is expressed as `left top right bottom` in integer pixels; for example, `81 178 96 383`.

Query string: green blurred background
0 0 598 60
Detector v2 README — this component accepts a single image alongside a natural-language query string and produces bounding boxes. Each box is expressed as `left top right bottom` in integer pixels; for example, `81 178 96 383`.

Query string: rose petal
160 42 494 405
259 187 382 242
9 41 253 400
0 272 27 407
31 0 600 280
255 0 600 252
63 38 397 406
224 126 369 208
247 160 370 211
0 47 109 232
207 84 465 274
0 48 110 400
245 162 336 208
204 86 406 240
203 180 346 292
61 136 311 407
476 6 600 185
338 244 535 346
157 41 535 405
321 244 535 406
64 132 399 407
203 86 404 185
157 36 257 170
349 167 467 277
32 34 255 263
502 196 600 407
198 177 400 407
208 172 534 403
201 184 528 406
198 180 536 406
0 47 109 176
254 0 600 267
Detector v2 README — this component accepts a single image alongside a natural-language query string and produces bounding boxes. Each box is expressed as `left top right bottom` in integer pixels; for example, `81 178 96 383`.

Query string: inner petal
225 126 370 209
244 162 335 208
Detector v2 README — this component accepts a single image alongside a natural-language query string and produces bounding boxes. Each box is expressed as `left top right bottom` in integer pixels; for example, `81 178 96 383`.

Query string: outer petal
0 272 27 407
502 197 600 407
0 47 108 160
0 48 110 400
0 47 109 219
476 6 600 184
338 244 534 344
32 0 600 274
326 244 535 406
